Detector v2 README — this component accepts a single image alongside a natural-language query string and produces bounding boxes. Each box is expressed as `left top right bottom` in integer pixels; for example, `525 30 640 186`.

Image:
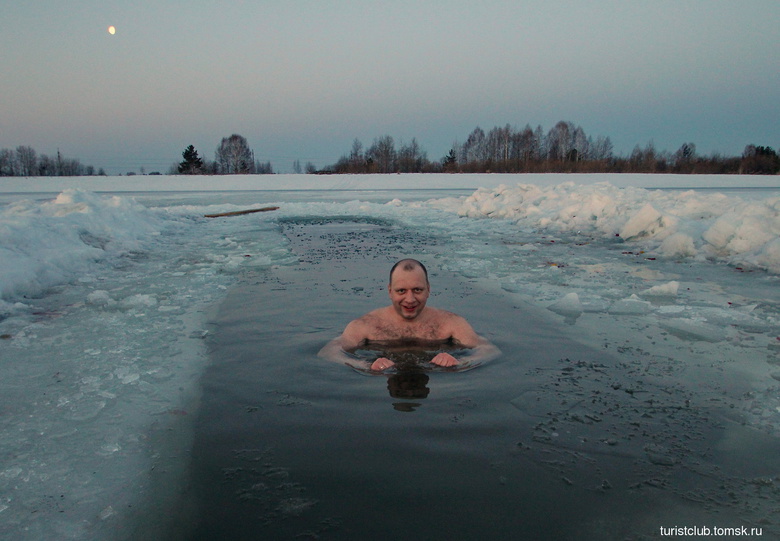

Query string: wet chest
369 321 450 342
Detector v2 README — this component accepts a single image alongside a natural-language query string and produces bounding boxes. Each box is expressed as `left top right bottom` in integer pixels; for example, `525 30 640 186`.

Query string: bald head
389 259 429 286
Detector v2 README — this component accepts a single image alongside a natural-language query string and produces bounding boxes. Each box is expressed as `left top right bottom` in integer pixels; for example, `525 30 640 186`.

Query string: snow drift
438 181 780 273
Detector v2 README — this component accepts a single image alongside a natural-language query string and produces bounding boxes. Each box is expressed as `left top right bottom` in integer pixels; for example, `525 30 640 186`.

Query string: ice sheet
0 192 296 539
1 174 779 538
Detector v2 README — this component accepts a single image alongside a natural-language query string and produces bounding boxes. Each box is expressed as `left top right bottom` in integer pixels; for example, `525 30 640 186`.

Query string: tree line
2 123 778 177
0 146 103 177
0 134 276 178
324 121 779 175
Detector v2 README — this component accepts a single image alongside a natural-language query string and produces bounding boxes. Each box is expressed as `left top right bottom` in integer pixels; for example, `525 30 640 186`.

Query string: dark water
184 217 779 540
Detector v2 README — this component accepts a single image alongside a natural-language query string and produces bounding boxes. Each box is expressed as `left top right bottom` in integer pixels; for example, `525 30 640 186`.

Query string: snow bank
437 181 780 273
0 189 165 306
0 190 298 539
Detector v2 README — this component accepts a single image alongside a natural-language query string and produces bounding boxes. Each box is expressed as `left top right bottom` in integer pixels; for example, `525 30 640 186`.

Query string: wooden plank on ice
204 206 280 218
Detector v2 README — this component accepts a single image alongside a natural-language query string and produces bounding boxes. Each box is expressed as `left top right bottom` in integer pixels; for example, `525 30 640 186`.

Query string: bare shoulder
431 308 471 326
431 308 482 345
341 308 388 342
347 308 388 329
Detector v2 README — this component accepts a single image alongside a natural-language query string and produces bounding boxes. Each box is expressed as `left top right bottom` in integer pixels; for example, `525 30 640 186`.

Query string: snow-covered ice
1 173 779 539
446 181 780 272
0 187 295 539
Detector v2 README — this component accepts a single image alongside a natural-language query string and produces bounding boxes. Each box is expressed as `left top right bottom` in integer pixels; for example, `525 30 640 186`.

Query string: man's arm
431 314 501 367
319 335 382 371
318 319 378 370
461 335 501 362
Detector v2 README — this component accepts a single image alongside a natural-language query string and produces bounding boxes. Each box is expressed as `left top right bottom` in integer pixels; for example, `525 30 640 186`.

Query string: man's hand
370 357 396 371
431 352 458 367
370 352 461 370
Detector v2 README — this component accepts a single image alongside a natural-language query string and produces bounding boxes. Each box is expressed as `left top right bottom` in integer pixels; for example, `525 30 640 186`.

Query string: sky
1 0 778 175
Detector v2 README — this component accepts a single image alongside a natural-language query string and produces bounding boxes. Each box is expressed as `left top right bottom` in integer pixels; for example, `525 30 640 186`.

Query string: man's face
388 266 430 321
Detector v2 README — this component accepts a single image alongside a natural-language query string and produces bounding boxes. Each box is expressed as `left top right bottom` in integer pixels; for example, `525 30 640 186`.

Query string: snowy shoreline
2 172 779 195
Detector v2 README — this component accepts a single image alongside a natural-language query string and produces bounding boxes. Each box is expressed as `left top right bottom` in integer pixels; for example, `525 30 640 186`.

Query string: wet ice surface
0 195 295 540
1 179 779 539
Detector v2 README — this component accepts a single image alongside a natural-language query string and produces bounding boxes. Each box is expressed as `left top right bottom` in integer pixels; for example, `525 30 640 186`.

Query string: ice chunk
548 292 584 317
701 201 780 267
640 281 679 297
86 290 115 307
608 294 652 315
753 238 780 274
580 297 611 313
658 233 697 258
659 318 725 342
619 203 674 240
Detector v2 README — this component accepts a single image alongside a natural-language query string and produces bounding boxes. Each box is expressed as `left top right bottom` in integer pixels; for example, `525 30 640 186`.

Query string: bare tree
216 134 254 174
16 146 37 176
0 148 16 176
546 121 575 161
533 125 546 161
590 136 613 161
485 124 512 165
461 127 486 165
367 135 396 173
397 138 426 172
673 142 697 170
346 138 366 172
59 157 84 176
571 126 588 161
515 124 538 165
38 154 57 176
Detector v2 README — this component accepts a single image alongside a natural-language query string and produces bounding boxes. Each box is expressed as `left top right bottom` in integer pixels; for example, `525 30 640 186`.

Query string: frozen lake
1 174 779 539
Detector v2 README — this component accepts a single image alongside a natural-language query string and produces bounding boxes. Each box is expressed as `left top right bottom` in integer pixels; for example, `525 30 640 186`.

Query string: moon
108 25 116 35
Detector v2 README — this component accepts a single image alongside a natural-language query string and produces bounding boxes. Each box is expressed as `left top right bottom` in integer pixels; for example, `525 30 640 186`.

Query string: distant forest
0 147 103 177
325 121 779 175
1 121 778 177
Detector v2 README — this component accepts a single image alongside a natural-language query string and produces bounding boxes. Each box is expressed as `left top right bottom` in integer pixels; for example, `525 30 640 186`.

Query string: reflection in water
353 340 480 410
388 372 429 411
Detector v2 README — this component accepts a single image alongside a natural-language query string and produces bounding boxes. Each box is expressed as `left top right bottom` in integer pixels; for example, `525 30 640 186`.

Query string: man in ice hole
319 258 500 371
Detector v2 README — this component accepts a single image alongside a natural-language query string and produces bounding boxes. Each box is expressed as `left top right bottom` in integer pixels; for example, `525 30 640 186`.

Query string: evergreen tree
178 145 204 174
442 148 458 172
